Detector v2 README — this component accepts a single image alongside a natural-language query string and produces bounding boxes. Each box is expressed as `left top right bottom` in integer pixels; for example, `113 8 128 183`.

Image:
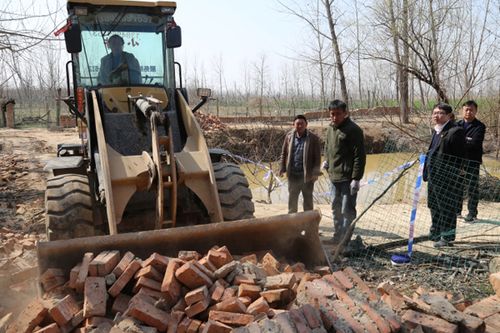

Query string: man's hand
321 161 329 171
350 180 360 195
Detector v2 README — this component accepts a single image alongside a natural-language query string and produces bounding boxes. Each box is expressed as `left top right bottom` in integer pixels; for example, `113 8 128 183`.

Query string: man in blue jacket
98 34 142 85
456 100 486 222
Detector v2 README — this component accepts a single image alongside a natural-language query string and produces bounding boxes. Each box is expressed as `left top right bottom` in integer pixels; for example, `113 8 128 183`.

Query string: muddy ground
0 127 497 318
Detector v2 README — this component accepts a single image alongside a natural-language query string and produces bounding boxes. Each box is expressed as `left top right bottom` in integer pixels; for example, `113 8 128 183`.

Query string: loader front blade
37 210 327 274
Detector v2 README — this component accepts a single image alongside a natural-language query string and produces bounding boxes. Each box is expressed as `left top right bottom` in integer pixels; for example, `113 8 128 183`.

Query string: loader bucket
37 210 328 274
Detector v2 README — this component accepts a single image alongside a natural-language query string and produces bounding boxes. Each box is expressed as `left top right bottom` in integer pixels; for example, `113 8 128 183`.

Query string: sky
172 0 305 86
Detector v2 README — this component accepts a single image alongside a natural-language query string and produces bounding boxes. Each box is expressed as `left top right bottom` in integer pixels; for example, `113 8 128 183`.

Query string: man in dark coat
423 103 466 248
280 115 322 213
456 100 486 222
98 34 141 85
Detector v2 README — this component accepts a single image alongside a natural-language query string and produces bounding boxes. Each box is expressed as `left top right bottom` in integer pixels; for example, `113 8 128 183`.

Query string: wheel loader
38 0 327 272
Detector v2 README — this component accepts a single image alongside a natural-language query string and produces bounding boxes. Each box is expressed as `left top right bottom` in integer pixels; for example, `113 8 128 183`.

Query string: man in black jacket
423 103 466 248
456 100 486 222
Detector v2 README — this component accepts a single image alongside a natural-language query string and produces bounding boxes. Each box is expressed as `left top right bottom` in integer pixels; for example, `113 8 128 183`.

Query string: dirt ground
0 127 497 318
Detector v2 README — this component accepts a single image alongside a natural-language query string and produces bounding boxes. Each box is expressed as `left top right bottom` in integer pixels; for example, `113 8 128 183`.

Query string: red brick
10 299 48 333
85 316 114 327
238 283 261 301
127 294 170 331
133 276 161 293
214 261 239 280
83 277 107 317
330 300 367 333
353 298 392 333
301 304 322 329
331 271 354 289
177 316 192 333
246 297 269 315
171 297 187 312
260 288 292 304
261 252 280 276
48 295 80 326
69 264 81 289
239 297 252 307
343 267 378 301
185 285 209 305
201 320 232 333
142 253 169 273
193 260 216 281
264 273 296 289
75 252 94 292
59 309 84 333
464 296 500 319
220 287 238 301
484 313 500 333
161 258 182 304
233 275 256 285
175 262 213 289
209 280 226 304
490 272 500 298
137 286 169 300
199 256 218 272
166 310 185 333
108 259 142 297
135 265 163 282
402 309 458 333
207 247 233 269
239 254 257 264
40 268 66 292
178 250 201 261
111 293 131 314
111 251 135 277
33 323 61 333
213 296 247 313
209 310 254 326
186 318 201 333
381 291 405 312
89 250 120 277
185 298 210 318
288 308 311 333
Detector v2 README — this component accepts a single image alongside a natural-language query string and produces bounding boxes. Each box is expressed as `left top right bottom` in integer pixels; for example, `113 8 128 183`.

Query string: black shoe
464 215 477 223
429 233 440 241
434 238 453 248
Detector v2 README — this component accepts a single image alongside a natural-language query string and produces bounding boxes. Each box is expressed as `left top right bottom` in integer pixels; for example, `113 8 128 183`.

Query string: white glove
350 180 360 195
321 161 329 170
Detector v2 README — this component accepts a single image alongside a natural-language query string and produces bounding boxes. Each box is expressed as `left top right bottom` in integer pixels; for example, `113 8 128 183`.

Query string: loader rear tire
45 174 96 241
213 162 255 221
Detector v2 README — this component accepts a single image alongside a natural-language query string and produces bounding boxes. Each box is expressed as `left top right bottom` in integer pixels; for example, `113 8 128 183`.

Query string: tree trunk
323 0 349 106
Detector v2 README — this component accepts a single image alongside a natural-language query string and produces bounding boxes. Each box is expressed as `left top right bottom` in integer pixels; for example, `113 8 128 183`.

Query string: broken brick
246 297 269 315
108 259 142 297
238 283 261 301
33 323 61 333
112 293 131 314
208 310 254 326
83 277 107 318
8 299 48 333
261 252 280 276
69 264 81 290
185 298 210 318
142 253 169 273
260 288 293 304
264 273 296 290
175 262 213 289
207 247 233 269
209 280 226 304
134 265 163 282
213 296 247 313
49 295 80 326
88 250 120 277
185 285 209 306
40 268 66 293
402 309 458 333
127 294 170 331
75 252 94 292
178 250 201 261
133 276 162 293
161 258 182 304
111 251 135 277
201 320 232 333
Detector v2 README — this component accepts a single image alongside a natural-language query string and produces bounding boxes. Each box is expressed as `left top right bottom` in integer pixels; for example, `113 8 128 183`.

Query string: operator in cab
98 34 142 85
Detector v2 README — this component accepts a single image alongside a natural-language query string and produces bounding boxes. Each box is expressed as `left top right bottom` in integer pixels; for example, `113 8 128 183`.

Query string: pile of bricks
194 111 227 133
6 245 500 333
377 277 500 332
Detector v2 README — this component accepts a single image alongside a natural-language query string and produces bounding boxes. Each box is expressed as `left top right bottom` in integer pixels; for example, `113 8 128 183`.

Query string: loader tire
45 174 96 241
213 162 255 220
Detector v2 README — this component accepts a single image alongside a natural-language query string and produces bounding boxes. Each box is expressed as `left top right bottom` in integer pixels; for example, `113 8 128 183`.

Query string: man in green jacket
323 100 366 247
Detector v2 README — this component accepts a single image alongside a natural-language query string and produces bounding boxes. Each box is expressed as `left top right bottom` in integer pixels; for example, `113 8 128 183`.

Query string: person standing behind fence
279 115 321 214
456 100 486 223
323 100 366 248
423 102 466 248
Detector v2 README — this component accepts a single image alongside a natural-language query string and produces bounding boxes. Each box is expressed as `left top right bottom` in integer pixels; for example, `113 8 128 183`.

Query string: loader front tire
213 162 255 220
45 174 96 241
